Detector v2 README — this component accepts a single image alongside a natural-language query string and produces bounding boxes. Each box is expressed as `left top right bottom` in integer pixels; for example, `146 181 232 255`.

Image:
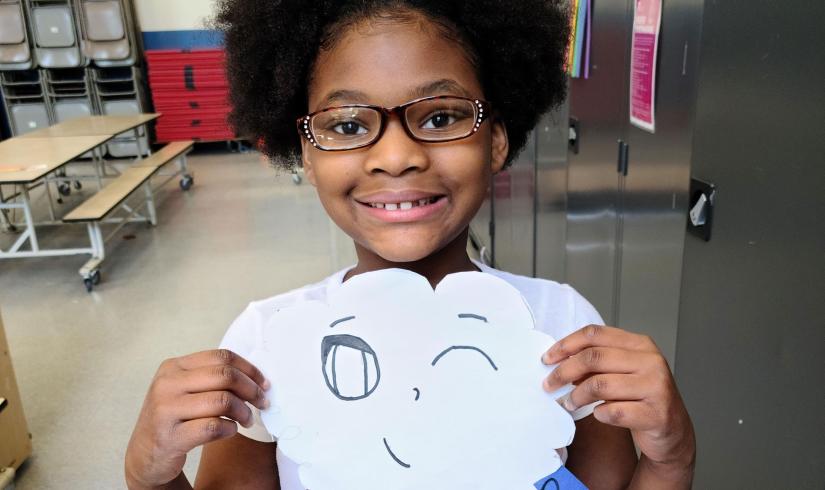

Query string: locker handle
617 140 629 176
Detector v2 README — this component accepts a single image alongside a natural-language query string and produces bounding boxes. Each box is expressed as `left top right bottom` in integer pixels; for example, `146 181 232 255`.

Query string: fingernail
563 397 578 412
262 398 270 409
262 378 271 390
541 353 551 365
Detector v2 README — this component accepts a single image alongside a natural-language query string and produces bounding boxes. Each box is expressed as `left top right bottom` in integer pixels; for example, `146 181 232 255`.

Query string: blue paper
534 466 588 490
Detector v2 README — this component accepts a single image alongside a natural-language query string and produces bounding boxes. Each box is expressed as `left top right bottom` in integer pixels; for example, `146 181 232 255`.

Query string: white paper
255 269 576 490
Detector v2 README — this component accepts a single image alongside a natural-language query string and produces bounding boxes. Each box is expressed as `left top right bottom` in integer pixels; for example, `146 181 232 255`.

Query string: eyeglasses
297 95 492 151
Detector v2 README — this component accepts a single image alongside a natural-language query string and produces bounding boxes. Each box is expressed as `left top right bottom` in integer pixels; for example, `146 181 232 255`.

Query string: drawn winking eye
321 334 381 401
431 346 498 371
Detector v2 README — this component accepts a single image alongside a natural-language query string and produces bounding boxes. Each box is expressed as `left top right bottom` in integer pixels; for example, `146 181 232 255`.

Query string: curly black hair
213 0 570 168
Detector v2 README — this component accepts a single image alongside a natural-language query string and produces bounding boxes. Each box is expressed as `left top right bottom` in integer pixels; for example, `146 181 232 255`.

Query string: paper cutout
255 269 581 490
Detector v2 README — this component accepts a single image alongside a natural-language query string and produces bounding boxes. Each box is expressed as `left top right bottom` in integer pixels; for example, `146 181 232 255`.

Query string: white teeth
368 197 439 210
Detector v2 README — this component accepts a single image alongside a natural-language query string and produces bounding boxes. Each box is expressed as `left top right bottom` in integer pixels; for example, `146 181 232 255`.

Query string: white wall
134 0 219 31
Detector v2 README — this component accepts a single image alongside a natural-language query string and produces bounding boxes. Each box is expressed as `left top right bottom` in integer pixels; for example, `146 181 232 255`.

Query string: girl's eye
332 121 368 136
421 112 458 130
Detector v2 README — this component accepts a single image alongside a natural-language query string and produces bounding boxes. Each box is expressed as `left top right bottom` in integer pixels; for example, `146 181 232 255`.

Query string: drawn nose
412 387 421 401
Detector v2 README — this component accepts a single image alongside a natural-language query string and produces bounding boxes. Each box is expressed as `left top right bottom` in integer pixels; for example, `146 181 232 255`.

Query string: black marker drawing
431 346 498 370
412 387 420 401
329 315 356 328
539 477 560 490
383 437 411 468
321 334 380 401
458 313 488 323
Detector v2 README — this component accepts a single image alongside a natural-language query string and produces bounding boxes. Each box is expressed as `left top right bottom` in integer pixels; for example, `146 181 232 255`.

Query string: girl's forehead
308 21 482 109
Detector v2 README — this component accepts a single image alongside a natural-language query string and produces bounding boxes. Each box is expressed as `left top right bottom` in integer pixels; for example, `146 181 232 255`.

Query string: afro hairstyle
213 0 570 168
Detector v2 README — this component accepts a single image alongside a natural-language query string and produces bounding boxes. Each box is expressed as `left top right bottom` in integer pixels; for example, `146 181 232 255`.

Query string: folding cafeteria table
0 134 115 258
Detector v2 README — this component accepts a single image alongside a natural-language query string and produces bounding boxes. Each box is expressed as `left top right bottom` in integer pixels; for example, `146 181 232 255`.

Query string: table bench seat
63 166 156 222
133 140 194 169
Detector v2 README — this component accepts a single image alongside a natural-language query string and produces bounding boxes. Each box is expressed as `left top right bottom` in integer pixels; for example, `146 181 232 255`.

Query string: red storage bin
145 49 236 143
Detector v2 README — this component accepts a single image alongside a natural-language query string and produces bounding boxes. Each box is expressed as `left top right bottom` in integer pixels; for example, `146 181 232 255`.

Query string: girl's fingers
542 324 658 365
170 417 239 451
178 365 269 410
176 391 254 428
174 349 270 391
592 401 661 432
542 347 647 392
563 374 647 412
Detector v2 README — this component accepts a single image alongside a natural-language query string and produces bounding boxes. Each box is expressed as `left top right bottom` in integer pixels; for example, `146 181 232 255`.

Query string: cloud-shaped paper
255 269 577 490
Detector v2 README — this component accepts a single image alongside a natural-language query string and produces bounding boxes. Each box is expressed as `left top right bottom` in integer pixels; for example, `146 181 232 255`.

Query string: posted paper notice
629 0 662 133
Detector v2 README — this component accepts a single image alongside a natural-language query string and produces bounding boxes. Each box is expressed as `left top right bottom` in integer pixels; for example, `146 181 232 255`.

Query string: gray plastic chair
10 102 50 134
0 0 35 69
102 99 147 157
30 1 85 67
78 0 130 64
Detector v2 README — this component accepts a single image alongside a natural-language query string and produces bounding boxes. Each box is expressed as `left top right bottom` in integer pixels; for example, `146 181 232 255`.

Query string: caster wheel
84 278 93 293
74 180 82 190
56 197 64 205
291 173 302 185
91 270 101 285
179 174 194 191
58 183 71 196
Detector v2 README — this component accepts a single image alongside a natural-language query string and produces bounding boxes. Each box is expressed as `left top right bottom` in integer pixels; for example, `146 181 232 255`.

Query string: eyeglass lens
309 97 480 150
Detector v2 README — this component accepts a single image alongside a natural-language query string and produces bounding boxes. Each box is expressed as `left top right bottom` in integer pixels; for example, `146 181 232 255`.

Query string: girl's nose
412 387 421 401
363 120 431 176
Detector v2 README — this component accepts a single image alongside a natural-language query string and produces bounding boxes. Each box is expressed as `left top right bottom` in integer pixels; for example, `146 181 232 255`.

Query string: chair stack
145 49 235 143
0 0 147 156
90 65 147 156
1 69 49 135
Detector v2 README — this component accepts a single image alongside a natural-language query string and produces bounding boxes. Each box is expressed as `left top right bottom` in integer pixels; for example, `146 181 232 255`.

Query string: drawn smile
383 437 411 468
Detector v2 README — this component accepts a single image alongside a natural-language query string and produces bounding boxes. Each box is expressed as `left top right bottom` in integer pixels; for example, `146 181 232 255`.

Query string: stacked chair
0 0 35 70
1 69 50 135
90 65 147 156
0 0 147 157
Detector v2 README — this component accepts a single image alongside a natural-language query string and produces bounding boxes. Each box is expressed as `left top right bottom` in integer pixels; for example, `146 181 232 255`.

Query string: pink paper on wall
629 0 662 133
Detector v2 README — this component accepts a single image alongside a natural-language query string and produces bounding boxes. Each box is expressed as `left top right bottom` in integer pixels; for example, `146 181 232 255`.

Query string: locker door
565 0 633 324
614 0 702 365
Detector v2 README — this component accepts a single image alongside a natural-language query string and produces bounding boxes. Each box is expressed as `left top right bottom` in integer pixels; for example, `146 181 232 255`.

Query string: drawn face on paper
257 269 577 490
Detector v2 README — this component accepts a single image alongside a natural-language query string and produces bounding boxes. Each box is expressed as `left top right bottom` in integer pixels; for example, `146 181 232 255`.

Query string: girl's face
302 17 508 264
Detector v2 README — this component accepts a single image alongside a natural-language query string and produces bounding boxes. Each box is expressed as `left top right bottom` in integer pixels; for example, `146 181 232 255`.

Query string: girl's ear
490 119 509 174
300 141 318 186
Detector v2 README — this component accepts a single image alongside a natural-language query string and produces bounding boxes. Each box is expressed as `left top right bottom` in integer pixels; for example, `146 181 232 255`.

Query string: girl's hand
542 325 695 482
125 349 270 489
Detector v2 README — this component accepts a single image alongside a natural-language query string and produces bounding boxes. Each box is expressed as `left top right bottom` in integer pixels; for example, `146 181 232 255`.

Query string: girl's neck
346 228 478 287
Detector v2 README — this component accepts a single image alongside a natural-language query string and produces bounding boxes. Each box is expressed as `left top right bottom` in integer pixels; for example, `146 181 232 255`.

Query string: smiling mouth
383 437 411 468
359 196 443 211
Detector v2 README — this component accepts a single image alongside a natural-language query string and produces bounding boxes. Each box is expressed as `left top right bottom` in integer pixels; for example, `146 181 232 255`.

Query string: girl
125 1 696 488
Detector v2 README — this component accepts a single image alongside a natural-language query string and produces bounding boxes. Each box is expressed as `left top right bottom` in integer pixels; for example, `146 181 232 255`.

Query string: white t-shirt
219 262 604 490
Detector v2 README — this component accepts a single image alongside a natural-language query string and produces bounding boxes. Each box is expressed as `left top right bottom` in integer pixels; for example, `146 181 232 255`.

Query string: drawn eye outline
321 334 381 401
431 346 498 371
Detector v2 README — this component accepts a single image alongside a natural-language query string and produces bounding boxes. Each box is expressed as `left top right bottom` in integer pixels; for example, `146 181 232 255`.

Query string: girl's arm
544 325 696 489
566 415 637 488
194 435 279 489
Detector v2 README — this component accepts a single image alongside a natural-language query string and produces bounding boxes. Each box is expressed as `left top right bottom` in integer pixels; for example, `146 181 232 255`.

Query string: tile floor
0 148 357 489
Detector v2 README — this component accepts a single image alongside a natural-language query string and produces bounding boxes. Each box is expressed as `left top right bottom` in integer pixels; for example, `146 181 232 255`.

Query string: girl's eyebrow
409 78 472 99
317 79 472 108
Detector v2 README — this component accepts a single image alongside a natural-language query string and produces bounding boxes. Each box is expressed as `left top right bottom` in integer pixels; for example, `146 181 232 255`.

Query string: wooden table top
0 135 113 184
19 114 161 138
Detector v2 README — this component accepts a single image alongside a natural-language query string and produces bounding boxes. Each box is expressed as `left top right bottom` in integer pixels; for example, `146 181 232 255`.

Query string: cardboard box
0 311 31 470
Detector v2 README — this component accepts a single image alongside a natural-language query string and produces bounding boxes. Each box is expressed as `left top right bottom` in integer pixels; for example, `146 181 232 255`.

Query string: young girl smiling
126 2 696 488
